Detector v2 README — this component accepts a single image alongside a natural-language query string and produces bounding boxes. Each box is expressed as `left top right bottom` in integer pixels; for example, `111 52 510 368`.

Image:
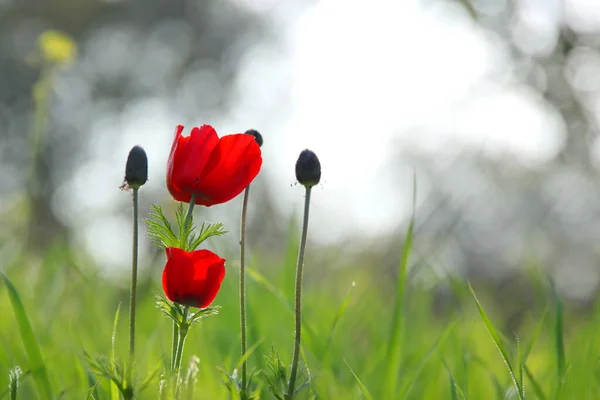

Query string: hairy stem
286 187 312 399
127 187 140 389
239 186 250 392
173 306 190 399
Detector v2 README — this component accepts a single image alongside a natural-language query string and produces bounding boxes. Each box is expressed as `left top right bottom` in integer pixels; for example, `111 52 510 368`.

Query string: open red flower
162 247 226 309
167 124 262 206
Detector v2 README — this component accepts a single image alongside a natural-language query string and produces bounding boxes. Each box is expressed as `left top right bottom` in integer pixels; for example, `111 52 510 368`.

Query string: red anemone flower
162 247 226 309
167 124 262 206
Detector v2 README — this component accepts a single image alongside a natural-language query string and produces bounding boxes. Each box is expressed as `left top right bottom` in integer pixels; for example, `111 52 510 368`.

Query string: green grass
1 227 600 399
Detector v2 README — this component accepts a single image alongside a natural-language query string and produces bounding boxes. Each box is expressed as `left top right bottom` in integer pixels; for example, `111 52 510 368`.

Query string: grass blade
398 321 456 399
554 294 565 383
246 267 319 350
524 365 547 400
468 282 524 400
523 308 547 362
344 359 374 400
235 338 265 371
1 272 53 400
323 280 355 359
442 359 468 400
383 173 416 399
110 303 121 400
516 334 524 399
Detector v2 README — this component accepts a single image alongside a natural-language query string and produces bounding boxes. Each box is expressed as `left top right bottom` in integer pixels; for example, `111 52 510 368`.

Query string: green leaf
468 282 524 400
263 346 286 399
175 202 189 248
1 272 53 400
344 359 374 400
187 222 227 251
188 305 220 325
145 204 178 249
147 203 227 251
85 352 125 393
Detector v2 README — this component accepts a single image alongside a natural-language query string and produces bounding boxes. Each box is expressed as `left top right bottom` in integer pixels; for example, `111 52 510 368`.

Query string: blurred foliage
37 30 77 67
0 0 269 254
389 0 600 302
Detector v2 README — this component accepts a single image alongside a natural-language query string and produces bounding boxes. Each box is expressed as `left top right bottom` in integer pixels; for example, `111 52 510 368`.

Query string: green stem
285 187 312 400
171 323 180 371
173 306 189 399
183 193 197 241
175 307 189 371
239 186 250 392
126 187 140 390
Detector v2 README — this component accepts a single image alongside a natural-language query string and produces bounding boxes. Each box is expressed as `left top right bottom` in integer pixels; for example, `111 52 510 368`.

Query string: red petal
186 252 226 308
167 125 219 203
166 125 185 199
162 247 226 308
194 134 262 206
162 247 191 304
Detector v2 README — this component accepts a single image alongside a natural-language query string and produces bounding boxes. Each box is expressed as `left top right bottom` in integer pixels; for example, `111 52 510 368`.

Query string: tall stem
285 187 312 399
239 186 250 391
127 187 140 386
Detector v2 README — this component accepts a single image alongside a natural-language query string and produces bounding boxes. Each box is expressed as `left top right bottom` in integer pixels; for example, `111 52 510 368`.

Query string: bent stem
183 193 197 235
126 187 140 391
285 187 312 400
239 186 250 392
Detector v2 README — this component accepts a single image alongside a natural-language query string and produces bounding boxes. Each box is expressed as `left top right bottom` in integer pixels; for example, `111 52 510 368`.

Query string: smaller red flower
167 124 262 206
162 247 226 309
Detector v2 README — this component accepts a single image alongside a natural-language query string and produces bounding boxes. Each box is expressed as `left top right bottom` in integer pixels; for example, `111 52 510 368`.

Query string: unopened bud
244 129 263 147
295 149 321 188
122 145 148 190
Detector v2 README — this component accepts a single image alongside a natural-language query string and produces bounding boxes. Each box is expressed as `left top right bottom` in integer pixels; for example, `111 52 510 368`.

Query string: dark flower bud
122 145 148 190
295 149 321 188
244 129 263 147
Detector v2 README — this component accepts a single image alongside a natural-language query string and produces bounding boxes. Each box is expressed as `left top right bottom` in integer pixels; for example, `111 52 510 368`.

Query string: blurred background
2 0 600 305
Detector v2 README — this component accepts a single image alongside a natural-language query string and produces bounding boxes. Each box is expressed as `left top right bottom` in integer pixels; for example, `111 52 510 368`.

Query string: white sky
68 0 600 270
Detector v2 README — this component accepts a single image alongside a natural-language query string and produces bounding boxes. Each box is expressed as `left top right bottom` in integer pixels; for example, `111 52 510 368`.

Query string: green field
1 216 598 400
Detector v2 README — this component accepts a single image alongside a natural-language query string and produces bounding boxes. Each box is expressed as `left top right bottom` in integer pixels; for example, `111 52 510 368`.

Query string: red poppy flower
162 247 226 309
167 124 262 206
